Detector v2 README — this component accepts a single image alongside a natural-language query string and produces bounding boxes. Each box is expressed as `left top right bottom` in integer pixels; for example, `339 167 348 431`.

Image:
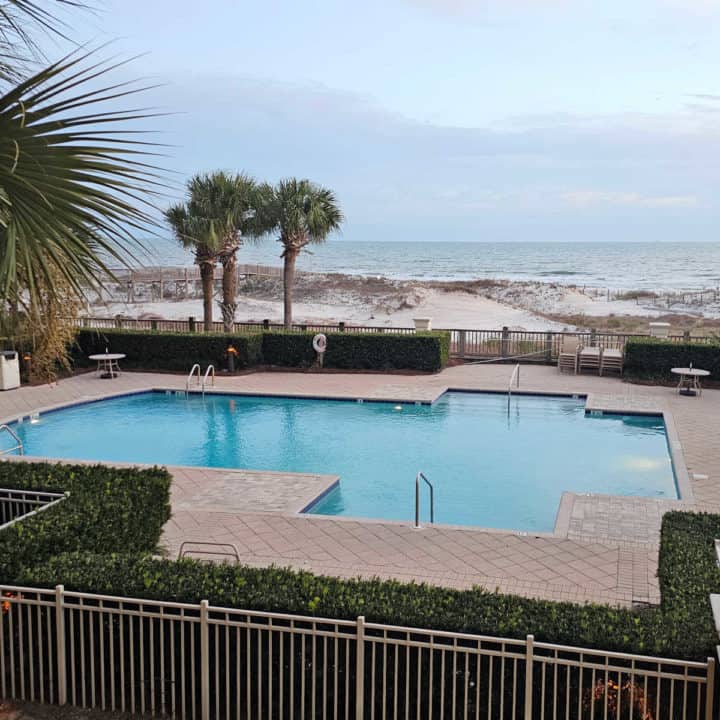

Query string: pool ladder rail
185 364 215 396
507 363 520 412
414 471 434 528
178 541 240 564
0 424 23 456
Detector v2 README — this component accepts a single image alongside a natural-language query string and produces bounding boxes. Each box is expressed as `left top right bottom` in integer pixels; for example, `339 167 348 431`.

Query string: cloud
560 191 699 209
145 73 720 241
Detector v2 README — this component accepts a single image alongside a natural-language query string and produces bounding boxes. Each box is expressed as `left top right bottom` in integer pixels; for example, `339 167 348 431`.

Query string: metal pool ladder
186 364 201 395
202 364 215 395
507 363 520 412
0 425 23 456
414 471 434 528
178 541 240 564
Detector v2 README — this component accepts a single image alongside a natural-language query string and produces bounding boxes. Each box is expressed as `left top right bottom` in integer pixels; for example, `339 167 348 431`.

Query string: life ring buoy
312 333 327 353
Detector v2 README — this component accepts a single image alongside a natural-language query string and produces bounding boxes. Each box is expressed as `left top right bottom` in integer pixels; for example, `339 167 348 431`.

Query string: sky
44 0 720 242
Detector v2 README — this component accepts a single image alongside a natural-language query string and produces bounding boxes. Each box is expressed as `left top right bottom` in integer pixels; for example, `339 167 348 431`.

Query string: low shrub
73 328 451 372
73 328 263 372
260 331 316 367
20 552 663 655
324 331 450 372
624 339 720 381
0 461 171 582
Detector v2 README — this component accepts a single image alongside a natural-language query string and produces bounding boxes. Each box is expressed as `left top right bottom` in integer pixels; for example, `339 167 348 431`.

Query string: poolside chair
557 336 581 374
578 345 602 374
600 347 624 376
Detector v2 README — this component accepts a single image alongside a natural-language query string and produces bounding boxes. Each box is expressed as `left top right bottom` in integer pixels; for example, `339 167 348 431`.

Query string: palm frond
0 48 167 303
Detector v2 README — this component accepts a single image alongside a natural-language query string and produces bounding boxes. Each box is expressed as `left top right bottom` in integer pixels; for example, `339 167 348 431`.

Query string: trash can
0 351 20 390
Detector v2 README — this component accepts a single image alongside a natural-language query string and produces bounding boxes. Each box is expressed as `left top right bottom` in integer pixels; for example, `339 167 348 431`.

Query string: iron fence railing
0 584 714 719
70 316 716 363
0 489 67 531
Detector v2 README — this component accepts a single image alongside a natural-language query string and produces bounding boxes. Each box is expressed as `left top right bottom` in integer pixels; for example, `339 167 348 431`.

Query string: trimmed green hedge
657 511 720 659
324 332 450 372
72 328 451 373
14 509 720 660
0 461 171 582
73 329 263 372
625 339 720 381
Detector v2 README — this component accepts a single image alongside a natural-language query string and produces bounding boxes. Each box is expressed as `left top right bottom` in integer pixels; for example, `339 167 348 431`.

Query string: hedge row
73 328 451 373
0 461 171 582
624 339 720 381
14 509 720 661
74 329 263 372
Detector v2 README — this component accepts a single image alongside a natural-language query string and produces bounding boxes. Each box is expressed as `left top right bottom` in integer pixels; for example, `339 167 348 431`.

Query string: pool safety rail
201 365 215 395
0 488 67 531
0 424 23 456
185 363 201 394
0 584 714 720
414 471 434 528
508 363 520 412
177 540 239 564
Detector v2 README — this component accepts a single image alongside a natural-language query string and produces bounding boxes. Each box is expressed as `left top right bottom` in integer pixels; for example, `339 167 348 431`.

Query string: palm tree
0 1 164 378
164 204 218 331
267 179 343 329
0 2 163 305
165 172 272 332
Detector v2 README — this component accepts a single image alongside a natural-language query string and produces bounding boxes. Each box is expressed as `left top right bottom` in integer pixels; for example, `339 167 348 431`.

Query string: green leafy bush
324 332 450 372
624 339 720 381
260 331 316 367
657 511 720 659
73 328 451 372
0 461 171 582
73 328 263 371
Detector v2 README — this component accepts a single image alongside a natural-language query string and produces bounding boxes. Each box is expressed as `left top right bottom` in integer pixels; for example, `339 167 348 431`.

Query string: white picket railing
0 584 714 719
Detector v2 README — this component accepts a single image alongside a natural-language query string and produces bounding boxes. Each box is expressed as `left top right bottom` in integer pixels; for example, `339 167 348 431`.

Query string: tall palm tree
267 179 343 329
165 172 272 332
164 204 218 331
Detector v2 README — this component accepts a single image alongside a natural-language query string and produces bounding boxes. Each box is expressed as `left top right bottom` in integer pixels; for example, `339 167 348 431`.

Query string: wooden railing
70 317 715 363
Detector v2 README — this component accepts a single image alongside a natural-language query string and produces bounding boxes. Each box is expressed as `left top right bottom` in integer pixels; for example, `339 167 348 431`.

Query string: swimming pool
2 391 677 532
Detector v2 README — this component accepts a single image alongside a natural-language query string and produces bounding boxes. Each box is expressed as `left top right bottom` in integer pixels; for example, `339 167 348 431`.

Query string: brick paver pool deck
2 364 718 608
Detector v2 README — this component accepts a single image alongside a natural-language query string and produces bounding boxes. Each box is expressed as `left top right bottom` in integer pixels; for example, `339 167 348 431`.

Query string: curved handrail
185 363 201 394
202 364 215 394
177 541 240 564
0 424 23 456
414 471 434 528
507 363 520 412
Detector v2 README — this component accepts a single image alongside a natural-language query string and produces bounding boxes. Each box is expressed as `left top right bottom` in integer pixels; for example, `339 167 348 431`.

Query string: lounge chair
578 345 602 374
557 336 581 374
600 347 623 376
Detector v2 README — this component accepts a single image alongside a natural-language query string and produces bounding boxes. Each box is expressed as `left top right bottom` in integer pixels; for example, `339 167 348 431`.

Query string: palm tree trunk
283 249 298 330
199 261 215 331
220 252 238 332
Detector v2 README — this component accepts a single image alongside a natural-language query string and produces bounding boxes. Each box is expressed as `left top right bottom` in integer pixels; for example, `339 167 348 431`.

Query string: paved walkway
1 364 718 607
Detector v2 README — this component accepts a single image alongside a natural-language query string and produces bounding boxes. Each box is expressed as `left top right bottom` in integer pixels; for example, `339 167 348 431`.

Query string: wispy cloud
560 191 699 209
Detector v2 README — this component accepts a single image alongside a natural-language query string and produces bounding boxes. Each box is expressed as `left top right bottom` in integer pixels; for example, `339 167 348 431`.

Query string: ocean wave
537 270 580 276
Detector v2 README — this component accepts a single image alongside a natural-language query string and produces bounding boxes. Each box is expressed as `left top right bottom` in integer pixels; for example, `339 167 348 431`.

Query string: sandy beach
87 269 720 334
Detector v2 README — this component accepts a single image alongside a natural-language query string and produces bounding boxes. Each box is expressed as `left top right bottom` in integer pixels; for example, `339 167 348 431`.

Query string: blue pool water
2 392 677 532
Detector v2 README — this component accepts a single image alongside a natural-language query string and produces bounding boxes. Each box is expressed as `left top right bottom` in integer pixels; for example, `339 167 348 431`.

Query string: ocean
140 239 720 292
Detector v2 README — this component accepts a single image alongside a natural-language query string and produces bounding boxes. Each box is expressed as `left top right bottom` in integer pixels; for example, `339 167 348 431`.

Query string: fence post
590 328 597 347
544 332 553 363
458 330 466 358
339 321 346 332
188 316 196 333
200 600 210 720
684 330 690 341
150 320 158 331
524 634 534 720
705 656 715 720
55 585 67 705
263 319 270 330
356 616 365 719
501 326 509 358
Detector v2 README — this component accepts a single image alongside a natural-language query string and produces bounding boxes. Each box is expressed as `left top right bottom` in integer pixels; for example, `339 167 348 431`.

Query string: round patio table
89 353 126 379
670 367 709 397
